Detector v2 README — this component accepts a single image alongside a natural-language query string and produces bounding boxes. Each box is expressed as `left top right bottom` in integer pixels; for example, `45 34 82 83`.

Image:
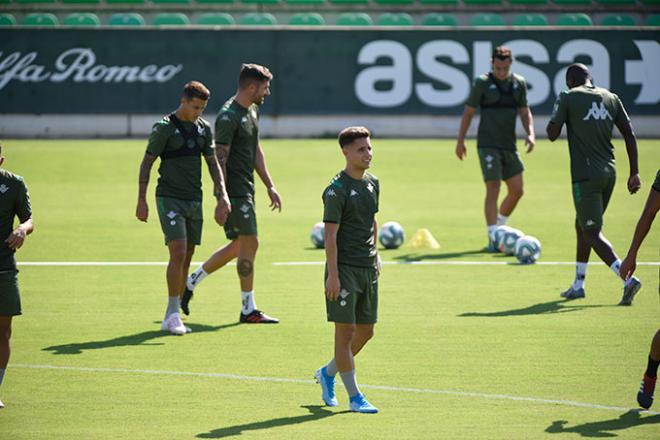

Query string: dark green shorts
325 264 378 324
0 270 21 316
572 174 616 230
224 197 258 240
156 197 203 245
478 148 524 182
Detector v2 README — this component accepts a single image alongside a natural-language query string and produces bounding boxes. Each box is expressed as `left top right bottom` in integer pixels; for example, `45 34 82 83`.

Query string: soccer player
136 81 230 335
0 144 34 409
546 63 642 304
619 169 660 409
455 46 535 250
314 126 380 414
183 64 281 324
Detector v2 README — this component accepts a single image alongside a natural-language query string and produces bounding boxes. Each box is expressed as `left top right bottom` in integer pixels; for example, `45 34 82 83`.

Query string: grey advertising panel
0 29 658 115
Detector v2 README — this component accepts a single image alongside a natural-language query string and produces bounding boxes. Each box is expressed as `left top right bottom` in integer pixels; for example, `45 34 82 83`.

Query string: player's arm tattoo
138 153 157 199
237 258 253 278
204 154 227 197
215 143 231 178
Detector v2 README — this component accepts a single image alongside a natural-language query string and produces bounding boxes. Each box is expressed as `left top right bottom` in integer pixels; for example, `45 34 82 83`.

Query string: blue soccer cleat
619 277 641 306
314 367 338 407
349 393 379 414
560 286 585 300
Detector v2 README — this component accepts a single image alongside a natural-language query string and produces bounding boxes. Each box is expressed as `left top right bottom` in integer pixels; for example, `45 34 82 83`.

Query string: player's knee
581 229 600 246
510 185 524 199
237 258 254 278
361 326 375 341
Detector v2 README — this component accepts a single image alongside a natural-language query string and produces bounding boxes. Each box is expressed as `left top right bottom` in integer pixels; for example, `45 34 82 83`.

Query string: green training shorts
224 197 258 240
478 148 524 182
572 174 616 230
0 270 21 316
325 264 378 324
156 196 203 245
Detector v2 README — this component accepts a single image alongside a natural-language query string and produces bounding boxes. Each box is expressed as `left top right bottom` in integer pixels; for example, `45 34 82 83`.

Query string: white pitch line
12 363 659 416
271 261 660 267
15 261 660 267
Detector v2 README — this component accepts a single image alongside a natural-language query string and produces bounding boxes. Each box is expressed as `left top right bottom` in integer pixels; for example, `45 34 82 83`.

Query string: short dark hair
238 64 273 89
182 81 210 101
338 126 371 149
566 63 591 86
492 46 512 62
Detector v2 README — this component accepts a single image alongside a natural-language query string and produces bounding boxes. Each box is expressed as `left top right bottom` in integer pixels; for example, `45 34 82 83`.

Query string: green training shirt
215 98 259 198
0 170 32 271
550 85 629 182
465 73 528 151
323 171 379 268
146 114 214 201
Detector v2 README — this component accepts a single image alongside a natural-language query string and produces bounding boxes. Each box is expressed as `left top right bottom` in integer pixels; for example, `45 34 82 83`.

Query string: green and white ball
499 228 524 255
379 221 405 249
515 235 542 264
310 222 325 248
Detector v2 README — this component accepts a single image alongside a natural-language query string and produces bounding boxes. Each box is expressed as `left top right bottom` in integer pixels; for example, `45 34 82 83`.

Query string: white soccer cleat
161 313 186 335
0 399 4 409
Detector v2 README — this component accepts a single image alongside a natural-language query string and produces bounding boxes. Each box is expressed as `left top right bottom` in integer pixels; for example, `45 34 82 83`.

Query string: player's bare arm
136 152 157 222
518 106 536 153
546 121 562 142
615 118 641 194
374 219 381 276
215 142 231 179
620 188 660 280
5 217 33 250
324 222 340 301
255 143 282 212
204 154 231 225
456 105 476 160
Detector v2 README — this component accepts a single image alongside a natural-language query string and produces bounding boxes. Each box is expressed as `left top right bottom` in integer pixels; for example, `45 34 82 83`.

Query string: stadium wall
1 28 658 138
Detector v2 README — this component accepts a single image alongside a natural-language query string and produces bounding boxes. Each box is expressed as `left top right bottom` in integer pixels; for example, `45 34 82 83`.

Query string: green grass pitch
0 138 659 439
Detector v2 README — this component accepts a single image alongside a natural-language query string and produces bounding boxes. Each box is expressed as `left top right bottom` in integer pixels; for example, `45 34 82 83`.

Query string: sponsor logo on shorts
585 219 596 226
0 184 8 193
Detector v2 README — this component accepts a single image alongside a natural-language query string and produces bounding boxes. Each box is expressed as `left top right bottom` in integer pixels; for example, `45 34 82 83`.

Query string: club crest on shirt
196 125 204 136
366 183 374 193
241 116 248 124
350 189 359 197
326 189 336 197
240 203 250 213
167 211 177 219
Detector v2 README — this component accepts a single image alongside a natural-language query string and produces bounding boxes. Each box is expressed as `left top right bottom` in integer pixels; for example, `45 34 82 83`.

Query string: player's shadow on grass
394 249 486 262
196 405 350 438
42 322 241 355
545 409 660 437
459 299 615 318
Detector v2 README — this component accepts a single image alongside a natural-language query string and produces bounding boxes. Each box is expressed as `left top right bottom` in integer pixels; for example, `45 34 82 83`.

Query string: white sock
496 214 509 226
487 224 497 241
187 266 208 291
241 290 257 315
610 259 624 284
572 262 588 290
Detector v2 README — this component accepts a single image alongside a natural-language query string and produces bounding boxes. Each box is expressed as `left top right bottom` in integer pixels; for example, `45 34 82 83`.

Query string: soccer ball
310 222 325 248
499 228 524 255
379 221 405 249
491 225 514 252
515 235 542 264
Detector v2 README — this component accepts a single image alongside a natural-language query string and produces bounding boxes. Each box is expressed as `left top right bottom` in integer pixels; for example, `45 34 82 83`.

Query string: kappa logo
489 84 497 90
240 204 250 214
0 184 8 194
174 128 180 135
241 116 248 124
221 114 230 121
583 102 612 121
485 154 494 169
585 219 596 226
166 211 177 219
196 125 204 136
326 189 336 197
350 189 359 197
339 289 350 299
366 183 374 193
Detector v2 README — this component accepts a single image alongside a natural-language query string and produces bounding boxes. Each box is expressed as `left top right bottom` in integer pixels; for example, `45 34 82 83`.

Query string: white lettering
415 41 470 107
625 40 660 104
355 41 412 108
554 40 609 95
505 40 550 107
0 48 183 90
